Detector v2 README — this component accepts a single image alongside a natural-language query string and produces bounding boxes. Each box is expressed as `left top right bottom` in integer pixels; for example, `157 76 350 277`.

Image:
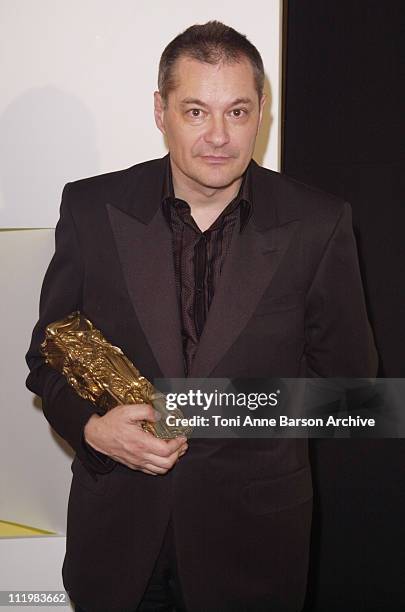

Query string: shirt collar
161 155 253 233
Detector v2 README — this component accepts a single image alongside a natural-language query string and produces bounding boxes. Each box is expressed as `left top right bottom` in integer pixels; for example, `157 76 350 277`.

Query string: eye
187 108 204 118
230 108 247 118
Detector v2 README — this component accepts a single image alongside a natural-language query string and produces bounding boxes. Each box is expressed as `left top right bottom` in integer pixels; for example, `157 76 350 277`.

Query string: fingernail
153 409 162 420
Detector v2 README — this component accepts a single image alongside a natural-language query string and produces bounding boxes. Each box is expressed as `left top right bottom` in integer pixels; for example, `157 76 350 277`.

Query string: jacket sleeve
25 183 116 475
304 201 379 378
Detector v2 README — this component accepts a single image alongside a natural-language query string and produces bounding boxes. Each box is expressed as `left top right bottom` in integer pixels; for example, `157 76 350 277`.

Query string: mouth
200 155 232 164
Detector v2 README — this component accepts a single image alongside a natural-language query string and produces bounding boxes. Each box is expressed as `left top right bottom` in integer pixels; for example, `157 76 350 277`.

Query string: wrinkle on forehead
168 56 257 109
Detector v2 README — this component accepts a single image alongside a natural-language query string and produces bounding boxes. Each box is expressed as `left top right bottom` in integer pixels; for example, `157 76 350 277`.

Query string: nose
203 115 230 148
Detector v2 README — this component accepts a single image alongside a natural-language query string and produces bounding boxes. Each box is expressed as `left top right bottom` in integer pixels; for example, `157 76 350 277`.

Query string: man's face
154 55 265 191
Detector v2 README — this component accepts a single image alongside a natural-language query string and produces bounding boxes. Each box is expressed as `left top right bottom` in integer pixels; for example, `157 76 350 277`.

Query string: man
25 21 378 612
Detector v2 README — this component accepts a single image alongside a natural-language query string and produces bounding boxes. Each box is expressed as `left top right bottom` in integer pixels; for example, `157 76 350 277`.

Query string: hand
83 403 188 475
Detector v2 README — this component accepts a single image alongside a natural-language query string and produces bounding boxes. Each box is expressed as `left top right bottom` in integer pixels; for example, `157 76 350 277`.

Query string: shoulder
62 156 166 209
250 161 348 228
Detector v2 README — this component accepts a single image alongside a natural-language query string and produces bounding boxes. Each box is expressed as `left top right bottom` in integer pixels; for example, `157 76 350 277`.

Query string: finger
141 467 158 476
118 459 161 476
117 447 187 472
122 404 162 423
124 441 187 470
155 436 188 455
143 449 183 470
136 434 187 457
143 463 170 475
113 457 145 472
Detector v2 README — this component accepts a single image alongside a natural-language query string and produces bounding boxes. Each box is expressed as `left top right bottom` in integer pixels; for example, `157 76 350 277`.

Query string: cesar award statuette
40 311 191 439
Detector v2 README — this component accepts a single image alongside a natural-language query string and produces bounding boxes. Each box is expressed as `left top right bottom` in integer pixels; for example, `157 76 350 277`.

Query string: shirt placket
194 233 208 339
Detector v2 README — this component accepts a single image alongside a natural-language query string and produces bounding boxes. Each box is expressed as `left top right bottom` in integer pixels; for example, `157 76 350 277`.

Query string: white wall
0 0 282 228
0 230 73 534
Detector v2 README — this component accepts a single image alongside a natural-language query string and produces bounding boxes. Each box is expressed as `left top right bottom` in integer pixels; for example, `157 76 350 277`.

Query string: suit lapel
188 217 300 377
105 156 185 379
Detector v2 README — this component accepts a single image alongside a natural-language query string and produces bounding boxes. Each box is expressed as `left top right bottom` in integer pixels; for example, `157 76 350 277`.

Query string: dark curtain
282 1 405 610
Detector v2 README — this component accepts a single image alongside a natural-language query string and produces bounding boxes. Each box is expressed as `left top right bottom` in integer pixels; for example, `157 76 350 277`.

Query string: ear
154 91 166 135
257 93 266 129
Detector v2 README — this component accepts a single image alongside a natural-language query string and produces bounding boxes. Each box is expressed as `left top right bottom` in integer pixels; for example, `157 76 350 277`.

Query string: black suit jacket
25 155 378 612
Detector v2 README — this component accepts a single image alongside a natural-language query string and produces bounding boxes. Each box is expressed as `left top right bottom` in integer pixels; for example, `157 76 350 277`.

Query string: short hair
158 20 264 105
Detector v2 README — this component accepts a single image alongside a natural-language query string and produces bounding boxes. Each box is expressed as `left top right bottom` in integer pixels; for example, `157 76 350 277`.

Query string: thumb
125 403 162 423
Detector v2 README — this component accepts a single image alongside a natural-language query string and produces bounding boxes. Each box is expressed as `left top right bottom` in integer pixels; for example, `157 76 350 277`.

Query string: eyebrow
180 97 254 107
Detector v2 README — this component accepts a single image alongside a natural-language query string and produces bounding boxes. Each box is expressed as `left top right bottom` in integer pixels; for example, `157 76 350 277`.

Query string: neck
170 158 243 217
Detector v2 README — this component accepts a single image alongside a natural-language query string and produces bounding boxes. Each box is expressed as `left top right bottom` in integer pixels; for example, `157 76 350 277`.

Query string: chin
191 163 242 190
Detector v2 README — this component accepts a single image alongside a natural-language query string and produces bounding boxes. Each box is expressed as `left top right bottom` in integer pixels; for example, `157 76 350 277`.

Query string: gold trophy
40 311 191 439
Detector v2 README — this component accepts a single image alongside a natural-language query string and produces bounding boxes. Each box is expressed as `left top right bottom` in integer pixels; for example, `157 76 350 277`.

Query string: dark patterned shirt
161 157 252 376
